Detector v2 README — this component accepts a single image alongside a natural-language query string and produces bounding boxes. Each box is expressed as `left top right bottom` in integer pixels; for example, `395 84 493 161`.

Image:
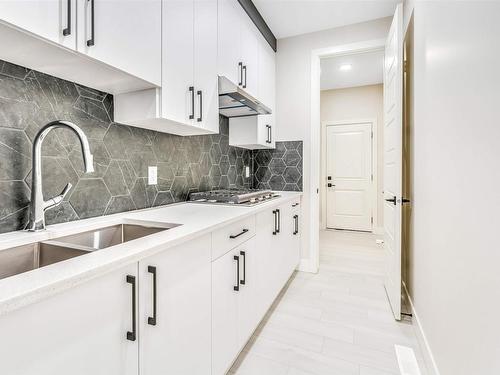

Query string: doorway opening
319 49 384 234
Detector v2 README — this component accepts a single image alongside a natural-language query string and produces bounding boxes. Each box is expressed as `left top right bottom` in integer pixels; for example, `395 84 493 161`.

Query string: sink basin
53 222 179 250
0 242 89 280
0 221 180 280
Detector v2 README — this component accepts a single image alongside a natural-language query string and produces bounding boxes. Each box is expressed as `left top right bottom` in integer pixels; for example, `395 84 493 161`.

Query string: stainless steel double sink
0 221 180 280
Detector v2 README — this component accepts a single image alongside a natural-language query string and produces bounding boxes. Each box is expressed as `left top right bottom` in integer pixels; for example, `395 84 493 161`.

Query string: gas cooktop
189 189 280 206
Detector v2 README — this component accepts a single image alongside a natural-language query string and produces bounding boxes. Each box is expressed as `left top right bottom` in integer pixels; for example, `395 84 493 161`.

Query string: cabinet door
162 0 195 126
77 0 161 86
0 0 76 49
257 114 275 149
240 15 259 97
194 0 219 133
0 264 139 375
218 0 241 85
258 36 276 111
212 248 240 375
139 235 211 375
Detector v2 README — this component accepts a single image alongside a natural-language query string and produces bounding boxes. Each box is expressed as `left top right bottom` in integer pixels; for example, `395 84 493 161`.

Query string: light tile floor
229 230 428 375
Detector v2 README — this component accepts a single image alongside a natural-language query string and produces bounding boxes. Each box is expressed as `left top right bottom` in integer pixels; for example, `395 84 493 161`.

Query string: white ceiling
253 0 399 39
320 49 384 90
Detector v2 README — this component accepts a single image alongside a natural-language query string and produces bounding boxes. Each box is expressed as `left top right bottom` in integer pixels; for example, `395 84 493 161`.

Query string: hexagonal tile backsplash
0 59 302 234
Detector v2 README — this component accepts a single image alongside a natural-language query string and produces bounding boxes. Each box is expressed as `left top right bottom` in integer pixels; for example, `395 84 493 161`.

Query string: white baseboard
403 282 441 375
297 258 318 273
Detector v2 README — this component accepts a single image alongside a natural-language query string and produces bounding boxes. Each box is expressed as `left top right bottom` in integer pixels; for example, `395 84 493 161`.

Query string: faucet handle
43 183 73 210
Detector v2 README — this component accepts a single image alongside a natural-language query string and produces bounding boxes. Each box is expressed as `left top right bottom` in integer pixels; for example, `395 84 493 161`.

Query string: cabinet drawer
212 216 256 260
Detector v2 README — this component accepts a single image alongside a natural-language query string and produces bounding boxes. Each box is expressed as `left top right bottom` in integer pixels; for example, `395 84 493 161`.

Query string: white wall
405 2 500 374
275 18 391 264
320 84 384 230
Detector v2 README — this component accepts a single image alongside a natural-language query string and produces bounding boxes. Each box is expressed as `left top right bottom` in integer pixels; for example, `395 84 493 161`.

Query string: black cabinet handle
242 65 247 88
197 90 203 122
126 275 136 341
293 214 299 235
272 210 277 235
276 209 281 233
233 255 240 291
292 203 299 207
385 196 397 205
269 125 272 143
240 251 246 285
189 86 194 120
266 125 271 143
86 0 95 47
229 228 248 239
147 266 157 326
62 0 71 36
238 62 243 86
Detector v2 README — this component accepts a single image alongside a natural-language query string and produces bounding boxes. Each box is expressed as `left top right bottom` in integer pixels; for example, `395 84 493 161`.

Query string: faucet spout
26 121 94 231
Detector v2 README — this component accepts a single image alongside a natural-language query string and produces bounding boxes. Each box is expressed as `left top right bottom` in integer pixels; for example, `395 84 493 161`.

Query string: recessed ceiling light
339 64 352 71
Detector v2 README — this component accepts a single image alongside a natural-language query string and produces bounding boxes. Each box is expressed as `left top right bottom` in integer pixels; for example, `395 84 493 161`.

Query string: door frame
320 119 378 232
306 38 386 273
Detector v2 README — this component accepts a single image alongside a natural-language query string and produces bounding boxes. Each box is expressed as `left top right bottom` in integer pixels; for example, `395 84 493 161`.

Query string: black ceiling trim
237 0 277 52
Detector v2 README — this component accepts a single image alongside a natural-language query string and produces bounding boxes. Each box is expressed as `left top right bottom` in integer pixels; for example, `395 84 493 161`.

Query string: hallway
230 230 427 375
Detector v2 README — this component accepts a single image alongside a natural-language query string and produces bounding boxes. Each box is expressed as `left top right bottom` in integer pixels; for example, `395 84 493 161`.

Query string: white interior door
326 122 373 231
383 3 404 320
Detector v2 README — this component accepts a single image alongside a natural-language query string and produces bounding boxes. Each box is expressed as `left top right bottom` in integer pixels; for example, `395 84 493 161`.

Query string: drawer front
212 216 256 260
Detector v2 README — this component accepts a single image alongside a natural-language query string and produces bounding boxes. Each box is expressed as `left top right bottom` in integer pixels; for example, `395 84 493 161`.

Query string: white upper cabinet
77 0 161 86
258 36 276 113
239 16 260 98
115 0 219 136
0 0 77 49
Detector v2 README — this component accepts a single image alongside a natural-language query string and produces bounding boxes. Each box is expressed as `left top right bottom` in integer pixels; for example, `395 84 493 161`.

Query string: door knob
402 198 411 204
327 183 335 188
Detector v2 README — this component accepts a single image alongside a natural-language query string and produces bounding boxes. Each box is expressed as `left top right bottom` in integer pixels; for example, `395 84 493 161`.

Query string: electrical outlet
148 166 157 185
245 166 250 178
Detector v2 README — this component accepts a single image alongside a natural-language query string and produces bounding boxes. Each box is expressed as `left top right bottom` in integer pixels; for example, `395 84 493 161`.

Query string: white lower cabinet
0 263 139 375
139 234 211 375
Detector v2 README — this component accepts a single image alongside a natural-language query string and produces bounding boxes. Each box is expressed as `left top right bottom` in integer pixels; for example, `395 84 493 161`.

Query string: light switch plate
148 166 157 185
245 166 250 178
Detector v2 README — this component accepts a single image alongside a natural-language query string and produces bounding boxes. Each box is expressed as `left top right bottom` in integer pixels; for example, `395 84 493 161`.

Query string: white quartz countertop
0 192 301 316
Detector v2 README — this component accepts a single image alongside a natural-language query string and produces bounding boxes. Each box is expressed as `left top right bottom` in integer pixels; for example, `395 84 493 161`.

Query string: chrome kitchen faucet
26 121 94 231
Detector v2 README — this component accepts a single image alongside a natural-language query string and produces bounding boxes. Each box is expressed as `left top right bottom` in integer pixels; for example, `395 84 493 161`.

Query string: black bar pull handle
147 266 157 326
292 203 299 207
276 209 281 233
189 86 195 119
240 251 246 285
293 214 299 235
197 90 203 122
272 210 277 235
126 275 136 341
86 0 95 46
63 0 71 36
238 62 243 86
242 65 247 88
385 196 397 205
266 125 271 143
233 255 240 291
229 228 248 239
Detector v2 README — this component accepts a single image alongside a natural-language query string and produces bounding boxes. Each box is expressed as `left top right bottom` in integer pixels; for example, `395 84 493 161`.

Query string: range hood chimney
218 76 272 118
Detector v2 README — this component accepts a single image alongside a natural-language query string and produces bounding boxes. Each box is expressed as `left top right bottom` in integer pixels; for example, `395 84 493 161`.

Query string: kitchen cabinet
0 0 77 49
139 234 211 375
229 114 275 149
0 263 139 375
114 0 219 136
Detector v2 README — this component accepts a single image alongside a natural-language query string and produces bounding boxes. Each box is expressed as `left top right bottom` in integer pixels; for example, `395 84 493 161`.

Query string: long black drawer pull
266 125 271 143
272 210 277 235
197 90 203 122
238 62 243 86
240 251 246 285
293 215 299 235
86 0 95 47
63 0 71 36
189 86 195 119
233 255 240 291
147 266 157 326
276 209 281 233
229 228 248 239
242 65 247 88
126 275 136 341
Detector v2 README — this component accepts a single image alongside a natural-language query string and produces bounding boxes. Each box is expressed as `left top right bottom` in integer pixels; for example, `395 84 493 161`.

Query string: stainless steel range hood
218 76 272 117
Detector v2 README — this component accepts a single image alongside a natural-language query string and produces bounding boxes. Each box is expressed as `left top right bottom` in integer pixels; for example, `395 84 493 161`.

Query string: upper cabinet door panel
258 37 276 111
77 0 161 86
163 0 195 126
239 15 259 98
0 0 77 49
218 0 241 85
194 0 219 133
